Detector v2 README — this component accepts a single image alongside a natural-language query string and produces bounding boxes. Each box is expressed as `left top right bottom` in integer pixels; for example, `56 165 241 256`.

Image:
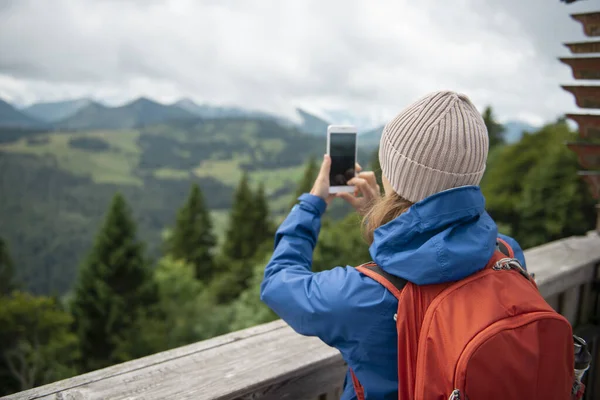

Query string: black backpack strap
356 262 407 299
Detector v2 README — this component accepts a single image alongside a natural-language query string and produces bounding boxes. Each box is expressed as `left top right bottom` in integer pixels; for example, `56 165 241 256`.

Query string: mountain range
0 96 539 147
0 99 47 128
22 98 93 123
174 98 281 121
55 97 199 130
0 96 332 135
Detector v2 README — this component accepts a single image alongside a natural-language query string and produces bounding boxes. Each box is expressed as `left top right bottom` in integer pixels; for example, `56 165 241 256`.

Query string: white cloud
0 0 598 125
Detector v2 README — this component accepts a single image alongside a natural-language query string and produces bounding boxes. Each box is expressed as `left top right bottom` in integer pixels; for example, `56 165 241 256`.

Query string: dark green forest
0 109 596 396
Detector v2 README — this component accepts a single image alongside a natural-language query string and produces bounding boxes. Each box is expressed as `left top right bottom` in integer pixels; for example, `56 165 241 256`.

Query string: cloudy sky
0 0 598 126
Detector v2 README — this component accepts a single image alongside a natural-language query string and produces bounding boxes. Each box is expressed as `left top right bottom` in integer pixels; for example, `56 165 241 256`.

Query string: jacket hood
369 186 498 285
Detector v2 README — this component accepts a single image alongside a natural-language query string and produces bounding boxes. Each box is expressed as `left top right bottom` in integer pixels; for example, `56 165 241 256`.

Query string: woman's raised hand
337 169 381 216
309 155 336 204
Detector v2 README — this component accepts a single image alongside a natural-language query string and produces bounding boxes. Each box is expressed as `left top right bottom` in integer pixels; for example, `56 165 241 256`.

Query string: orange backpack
351 238 576 400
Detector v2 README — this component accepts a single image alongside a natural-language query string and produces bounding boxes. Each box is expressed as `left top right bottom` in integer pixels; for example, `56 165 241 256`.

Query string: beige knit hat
379 90 488 203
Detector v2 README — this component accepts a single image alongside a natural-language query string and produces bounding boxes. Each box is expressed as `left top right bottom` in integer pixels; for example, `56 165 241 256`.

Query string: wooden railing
5 232 600 400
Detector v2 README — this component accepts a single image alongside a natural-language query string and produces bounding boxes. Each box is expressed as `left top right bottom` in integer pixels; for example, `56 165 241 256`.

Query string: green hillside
2 129 143 185
0 118 342 295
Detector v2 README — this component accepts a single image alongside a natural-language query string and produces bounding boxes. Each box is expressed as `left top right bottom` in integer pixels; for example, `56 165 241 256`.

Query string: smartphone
327 125 357 193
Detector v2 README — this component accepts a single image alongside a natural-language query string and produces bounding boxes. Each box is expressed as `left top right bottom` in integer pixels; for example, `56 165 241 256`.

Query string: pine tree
221 173 257 261
0 237 16 296
291 156 319 207
212 176 275 303
165 183 216 281
253 182 273 246
482 106 505 148
71 193 158 372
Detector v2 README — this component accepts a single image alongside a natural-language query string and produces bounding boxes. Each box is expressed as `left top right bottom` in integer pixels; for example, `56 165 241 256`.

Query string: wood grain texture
560 286 581 326
230 358 346 400
545 294 560 313
3 320 287 400
577 282 594 326
5 322 342 400
524 233 600 298
3 233 600 400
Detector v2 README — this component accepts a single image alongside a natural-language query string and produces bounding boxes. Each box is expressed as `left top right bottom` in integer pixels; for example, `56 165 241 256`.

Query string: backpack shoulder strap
355 262 407 300
496 237 515 258
352 263 407 400
495 238 536 284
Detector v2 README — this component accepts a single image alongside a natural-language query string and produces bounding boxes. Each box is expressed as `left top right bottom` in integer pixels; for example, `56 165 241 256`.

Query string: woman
260 91 525 399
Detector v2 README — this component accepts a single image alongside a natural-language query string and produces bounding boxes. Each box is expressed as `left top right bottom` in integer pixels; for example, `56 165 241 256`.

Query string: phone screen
329 133 357 186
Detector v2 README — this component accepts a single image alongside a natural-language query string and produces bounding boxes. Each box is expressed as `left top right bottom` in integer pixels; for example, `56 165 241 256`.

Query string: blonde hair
362 192 413 244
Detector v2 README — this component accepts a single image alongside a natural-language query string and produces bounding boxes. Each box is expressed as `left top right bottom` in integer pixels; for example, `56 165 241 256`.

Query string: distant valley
0 96 371 295
0 95 538 295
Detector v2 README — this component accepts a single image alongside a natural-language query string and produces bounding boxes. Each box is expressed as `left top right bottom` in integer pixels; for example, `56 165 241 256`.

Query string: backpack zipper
492 257 531 281
448 389 460 400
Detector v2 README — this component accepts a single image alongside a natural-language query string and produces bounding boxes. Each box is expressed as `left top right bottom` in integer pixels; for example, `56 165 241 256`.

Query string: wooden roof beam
566 142 600 169
562 85 600 108
559 57 600 79
571 12 600 37
564 41 600 54
566 113 600 140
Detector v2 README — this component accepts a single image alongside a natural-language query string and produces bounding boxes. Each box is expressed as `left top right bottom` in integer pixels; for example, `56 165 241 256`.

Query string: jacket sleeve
498 233 527 270
260 194 361 347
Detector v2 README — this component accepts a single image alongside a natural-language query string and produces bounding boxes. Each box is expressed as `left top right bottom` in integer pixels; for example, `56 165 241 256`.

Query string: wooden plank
523 234 600 298
564 40 600 55
23 325 342 400
3 233 600 400
577 282 594 326
561 85 600 109
560 285 581 325
232 358 346 400
545 294 561 312
571 12 600 38
559 57 600 80
4 320 288 400
322 386 344 400
566 142 600 169
565 114 600 141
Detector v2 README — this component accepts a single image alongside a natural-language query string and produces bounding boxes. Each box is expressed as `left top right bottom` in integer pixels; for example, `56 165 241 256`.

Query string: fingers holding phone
309 154 336 204
337 171 381 216
310 125 373 209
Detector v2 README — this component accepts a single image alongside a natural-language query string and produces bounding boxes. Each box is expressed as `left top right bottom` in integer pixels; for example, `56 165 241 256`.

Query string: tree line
0 171 276 394
0 108 596 396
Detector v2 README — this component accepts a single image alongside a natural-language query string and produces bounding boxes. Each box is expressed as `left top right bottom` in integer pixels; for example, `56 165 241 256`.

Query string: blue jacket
260 186 525 400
